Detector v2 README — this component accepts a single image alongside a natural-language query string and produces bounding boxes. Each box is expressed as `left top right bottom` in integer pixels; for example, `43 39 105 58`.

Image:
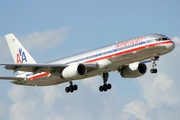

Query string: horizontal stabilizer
0 76 24 81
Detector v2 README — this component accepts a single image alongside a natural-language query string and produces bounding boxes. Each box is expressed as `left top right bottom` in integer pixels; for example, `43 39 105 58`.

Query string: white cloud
0 101 8 119
172 36 180 44
172 37 180 54
123 100 149 120
137 73 180 109
39 86 64 105
20 27 72 51
8 86 64 120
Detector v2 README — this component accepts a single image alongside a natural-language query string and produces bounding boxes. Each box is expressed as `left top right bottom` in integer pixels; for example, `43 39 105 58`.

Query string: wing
1 63 67 73
0 63 97 74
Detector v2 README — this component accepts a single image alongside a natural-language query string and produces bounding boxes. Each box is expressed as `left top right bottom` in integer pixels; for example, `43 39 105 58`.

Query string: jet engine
60 63 87 80
120 62 147 78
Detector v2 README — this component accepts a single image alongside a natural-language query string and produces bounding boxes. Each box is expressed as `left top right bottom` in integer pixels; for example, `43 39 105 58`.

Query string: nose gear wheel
150 56 159 74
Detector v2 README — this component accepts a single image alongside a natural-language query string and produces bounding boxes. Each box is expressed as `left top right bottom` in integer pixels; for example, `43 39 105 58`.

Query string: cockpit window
156 37 169 41
162 38 168 41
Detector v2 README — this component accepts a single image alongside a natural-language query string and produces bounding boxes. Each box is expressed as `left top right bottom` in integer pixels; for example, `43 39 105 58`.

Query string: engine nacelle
120 62 147 78
60 63 87 80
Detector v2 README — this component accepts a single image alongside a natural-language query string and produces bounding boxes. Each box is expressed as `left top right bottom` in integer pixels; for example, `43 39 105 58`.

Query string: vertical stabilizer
5 33 36 74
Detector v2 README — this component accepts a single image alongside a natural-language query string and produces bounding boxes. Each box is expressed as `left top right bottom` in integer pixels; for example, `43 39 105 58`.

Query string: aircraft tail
5 33 37 74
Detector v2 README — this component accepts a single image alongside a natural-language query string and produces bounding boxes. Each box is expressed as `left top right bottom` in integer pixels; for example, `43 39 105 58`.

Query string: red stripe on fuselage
27 40 172 80
86 40 172 63
27 72 50 80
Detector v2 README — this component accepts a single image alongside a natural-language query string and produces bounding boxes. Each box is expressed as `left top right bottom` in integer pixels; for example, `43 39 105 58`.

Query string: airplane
0 33 175 93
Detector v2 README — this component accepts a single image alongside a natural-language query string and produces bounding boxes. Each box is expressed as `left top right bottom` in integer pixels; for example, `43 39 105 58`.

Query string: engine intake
60 63 87 80
120 62 147 78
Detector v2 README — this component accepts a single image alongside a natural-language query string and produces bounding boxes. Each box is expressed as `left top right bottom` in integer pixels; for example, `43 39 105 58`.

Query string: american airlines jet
0 33 175 93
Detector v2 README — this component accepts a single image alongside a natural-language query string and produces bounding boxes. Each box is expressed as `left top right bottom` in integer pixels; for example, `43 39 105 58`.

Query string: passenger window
156 38 161 41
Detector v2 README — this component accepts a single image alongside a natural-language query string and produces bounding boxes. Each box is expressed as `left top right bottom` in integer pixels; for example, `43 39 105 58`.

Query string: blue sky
0 0 180 120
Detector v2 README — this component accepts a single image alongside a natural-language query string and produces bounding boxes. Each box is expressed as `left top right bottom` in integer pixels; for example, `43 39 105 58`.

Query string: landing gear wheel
150 68 157 74
150 56 159 74
154 69 157 73
103 84 107 91
107 83 112 89
99 83 112 92
65 82 78 93
73 84 78 91
99 73 112 92
69 85 74 93
99 86 103 92
65 87 70 93
150 69 154 73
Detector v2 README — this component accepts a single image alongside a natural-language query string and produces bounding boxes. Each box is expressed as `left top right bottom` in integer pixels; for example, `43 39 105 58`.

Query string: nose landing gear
150 56 159 74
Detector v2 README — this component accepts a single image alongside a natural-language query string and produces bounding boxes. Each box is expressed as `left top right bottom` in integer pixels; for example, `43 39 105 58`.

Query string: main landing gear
65 81 78 93
99 73 112 92
150 56 159 74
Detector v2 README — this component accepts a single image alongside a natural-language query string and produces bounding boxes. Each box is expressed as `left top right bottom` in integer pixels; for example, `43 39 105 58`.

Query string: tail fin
5 33 36 74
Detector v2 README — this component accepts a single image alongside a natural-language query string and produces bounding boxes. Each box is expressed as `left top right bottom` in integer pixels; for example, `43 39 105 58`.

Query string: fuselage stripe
27 40 172 80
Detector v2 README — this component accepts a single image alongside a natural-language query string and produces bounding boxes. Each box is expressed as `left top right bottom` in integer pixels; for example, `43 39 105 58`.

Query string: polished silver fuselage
13 34 175 86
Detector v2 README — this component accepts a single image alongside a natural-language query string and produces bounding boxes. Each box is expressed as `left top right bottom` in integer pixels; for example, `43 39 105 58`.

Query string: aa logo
16 48 27 63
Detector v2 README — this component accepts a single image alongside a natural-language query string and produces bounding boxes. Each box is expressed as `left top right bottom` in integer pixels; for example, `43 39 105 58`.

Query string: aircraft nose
166 40 175 51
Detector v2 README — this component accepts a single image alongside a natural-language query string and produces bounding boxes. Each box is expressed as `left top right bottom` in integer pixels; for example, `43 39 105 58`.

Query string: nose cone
166 40 175 51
